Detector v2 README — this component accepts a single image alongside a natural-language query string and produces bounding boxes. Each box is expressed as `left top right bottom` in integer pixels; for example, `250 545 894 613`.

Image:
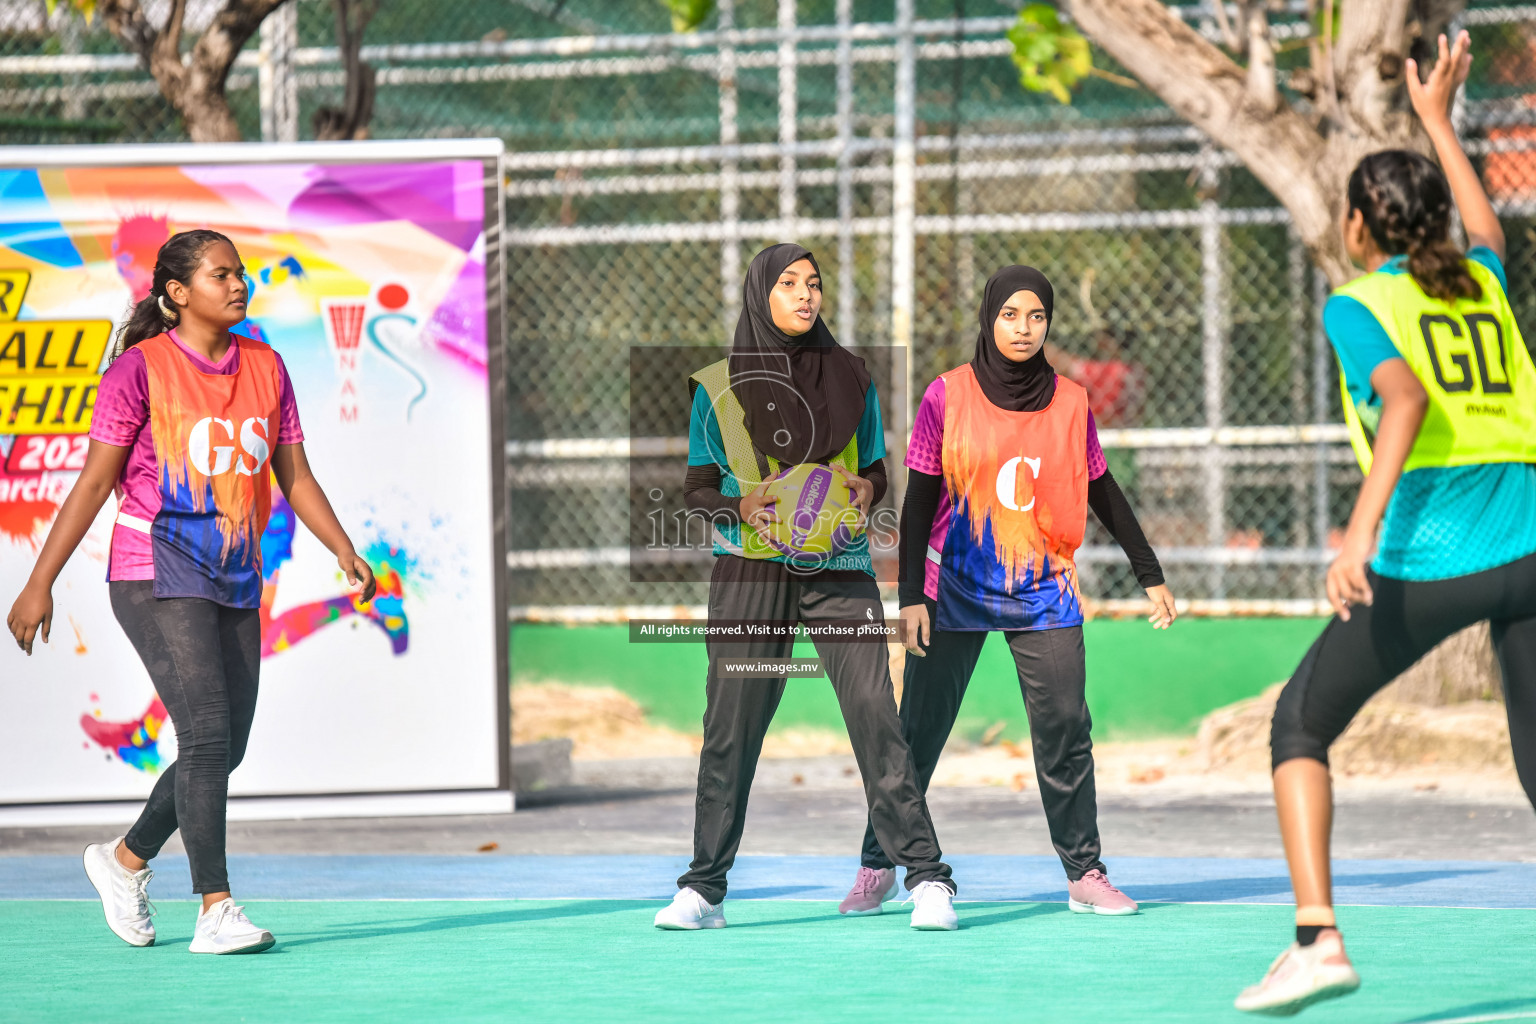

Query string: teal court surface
5 854 1536 1023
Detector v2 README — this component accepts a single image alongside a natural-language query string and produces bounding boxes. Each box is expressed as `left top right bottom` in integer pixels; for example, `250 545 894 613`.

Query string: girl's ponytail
112 229 235 359
1346 150 1482 303
1406 233 1481 304
115 291 175 355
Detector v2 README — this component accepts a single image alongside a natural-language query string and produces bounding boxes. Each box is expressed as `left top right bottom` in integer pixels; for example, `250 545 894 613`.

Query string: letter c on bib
189 417 236 476
995 456 1042 512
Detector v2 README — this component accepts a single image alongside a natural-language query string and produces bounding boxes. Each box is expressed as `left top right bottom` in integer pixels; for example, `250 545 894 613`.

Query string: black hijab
972 265 1056 412
728 243 871 465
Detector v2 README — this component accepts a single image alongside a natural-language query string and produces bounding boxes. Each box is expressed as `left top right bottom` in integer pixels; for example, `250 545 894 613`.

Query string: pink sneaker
1067 869 1138 916
838 866 898 916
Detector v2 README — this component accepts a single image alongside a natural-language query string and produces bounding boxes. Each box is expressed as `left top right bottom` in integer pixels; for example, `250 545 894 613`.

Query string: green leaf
1312 2 1342 42
43 0 96 23
660 0 714 34
1007 3 1092 105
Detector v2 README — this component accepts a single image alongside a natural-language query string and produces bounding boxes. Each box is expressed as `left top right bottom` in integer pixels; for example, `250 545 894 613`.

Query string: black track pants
677 558 953 904
112 580 261 895
1271 550 1536 808
859 599 1106 882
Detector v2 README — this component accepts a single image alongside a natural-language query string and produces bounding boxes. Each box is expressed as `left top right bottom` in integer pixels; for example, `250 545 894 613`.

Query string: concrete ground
3 755 1532 863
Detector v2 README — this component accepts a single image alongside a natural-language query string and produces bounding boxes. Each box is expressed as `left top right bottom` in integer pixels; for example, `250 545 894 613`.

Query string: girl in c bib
7 230 376 955
838 265 1177 919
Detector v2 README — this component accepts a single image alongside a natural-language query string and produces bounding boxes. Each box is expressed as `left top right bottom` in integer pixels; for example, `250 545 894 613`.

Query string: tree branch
154 0 188 82
96 0 155 65
1320 0 1349 130
1245 2 1278 110
1062 0 1332 244
1208 0 1245 54
313 0 380 140
190 0 292 91
1336 0 1414 131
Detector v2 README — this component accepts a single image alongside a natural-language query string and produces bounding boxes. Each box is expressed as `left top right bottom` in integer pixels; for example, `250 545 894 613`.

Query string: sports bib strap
688 359 860 483
690 360 770 487
1333 263 1536 474
689 358 861 561
115 510 154 534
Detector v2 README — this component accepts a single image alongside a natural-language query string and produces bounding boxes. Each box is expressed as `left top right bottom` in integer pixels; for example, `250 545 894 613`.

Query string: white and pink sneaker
1235 930 1360 1015
1067 869 1139 916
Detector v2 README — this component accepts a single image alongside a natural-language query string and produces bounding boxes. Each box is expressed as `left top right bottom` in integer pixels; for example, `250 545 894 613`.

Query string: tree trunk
312 0 380 141
98 0 295 144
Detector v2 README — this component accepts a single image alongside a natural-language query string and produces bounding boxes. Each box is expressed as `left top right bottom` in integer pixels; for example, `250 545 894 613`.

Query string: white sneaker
653 887 726 930
188 898 276 954
1235 931 1361 1015
82 837 155 947
908 880 959 931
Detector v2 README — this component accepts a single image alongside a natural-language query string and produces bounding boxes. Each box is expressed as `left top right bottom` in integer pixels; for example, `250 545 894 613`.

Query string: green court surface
511 617 1327 740
7 899 1533 1023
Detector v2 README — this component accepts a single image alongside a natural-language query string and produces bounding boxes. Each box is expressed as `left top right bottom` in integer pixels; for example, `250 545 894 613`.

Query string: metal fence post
259 1 299 144
778 0 798 230
1199 141 1226 598
56 7 85 122
836 0 857 345
1287 224 1308 548
1312 266 1333 591
892 0 916 459
719 0 741 330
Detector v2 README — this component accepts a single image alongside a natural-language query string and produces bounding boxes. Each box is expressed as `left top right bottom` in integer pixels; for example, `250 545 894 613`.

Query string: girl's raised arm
1408 31 1505 260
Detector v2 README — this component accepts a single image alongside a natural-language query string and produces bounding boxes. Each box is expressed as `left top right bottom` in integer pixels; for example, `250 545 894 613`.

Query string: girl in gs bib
8 230 376 955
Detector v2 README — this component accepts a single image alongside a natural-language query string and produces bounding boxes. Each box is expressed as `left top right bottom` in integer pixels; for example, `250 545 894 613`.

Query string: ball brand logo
188 416 271 478
790 465 832 544
995 456 1042 513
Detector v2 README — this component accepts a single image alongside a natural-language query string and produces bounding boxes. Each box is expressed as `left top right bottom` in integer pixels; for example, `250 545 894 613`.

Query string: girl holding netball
1237 33 1536 1014
7 230 375 954
655 243 959 931
838 264 1176 918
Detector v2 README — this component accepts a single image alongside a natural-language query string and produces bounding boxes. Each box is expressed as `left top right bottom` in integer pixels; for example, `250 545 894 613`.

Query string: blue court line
4 854 1535 908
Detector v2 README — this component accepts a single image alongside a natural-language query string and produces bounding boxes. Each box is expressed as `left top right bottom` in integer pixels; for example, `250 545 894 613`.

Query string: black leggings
861 599 1106 881
112 581 261 895
1271 550 1536 805
676 557 952 904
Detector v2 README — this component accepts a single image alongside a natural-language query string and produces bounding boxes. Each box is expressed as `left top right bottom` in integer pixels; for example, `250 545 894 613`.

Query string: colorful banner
0 145 506 806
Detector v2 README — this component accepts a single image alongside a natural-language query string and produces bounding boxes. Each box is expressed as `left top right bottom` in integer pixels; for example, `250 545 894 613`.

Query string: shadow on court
1036 866 1498 905
275 899 637 949
1398 995 1536 1023
727 884 826 898
719 900 1067 930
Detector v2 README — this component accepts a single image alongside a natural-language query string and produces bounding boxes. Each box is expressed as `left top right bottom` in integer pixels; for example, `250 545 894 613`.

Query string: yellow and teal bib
1332 260 1536 474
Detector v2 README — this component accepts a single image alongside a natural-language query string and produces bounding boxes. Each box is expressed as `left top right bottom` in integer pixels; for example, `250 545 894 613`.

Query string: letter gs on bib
189 416 271 477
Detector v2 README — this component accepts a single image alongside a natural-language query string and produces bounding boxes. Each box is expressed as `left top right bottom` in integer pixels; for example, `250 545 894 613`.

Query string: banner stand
0 140 511 819
0 790 513 828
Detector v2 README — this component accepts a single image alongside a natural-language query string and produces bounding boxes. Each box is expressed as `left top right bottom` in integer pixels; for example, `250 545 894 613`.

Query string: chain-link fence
5 0 1536 617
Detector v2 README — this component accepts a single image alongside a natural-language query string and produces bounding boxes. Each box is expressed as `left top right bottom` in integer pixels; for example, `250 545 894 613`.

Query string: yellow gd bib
688 359 858 560
1333 260 1536 474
